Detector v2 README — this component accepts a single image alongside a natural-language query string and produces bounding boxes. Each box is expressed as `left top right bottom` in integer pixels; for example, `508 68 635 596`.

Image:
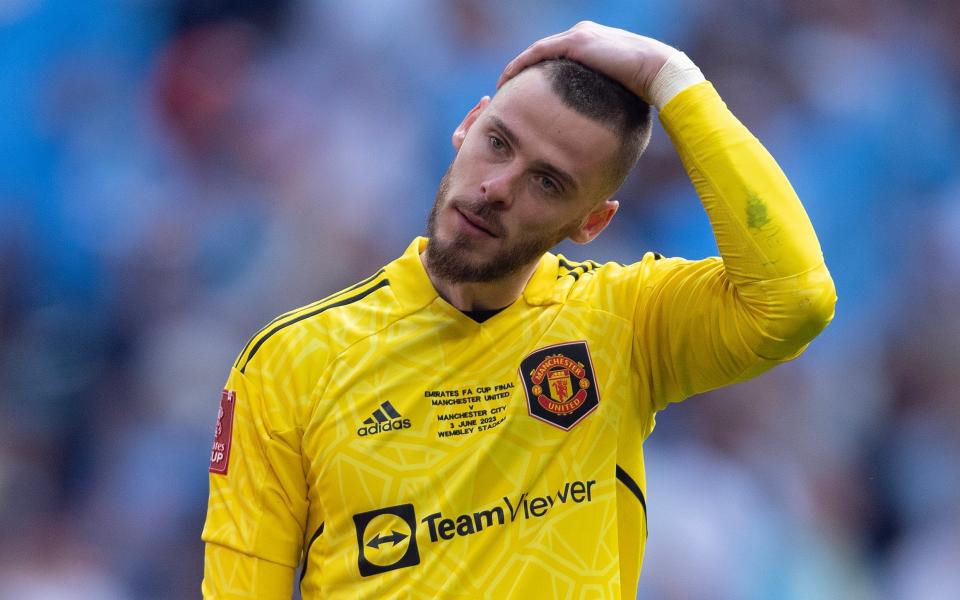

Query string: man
202 22 836 599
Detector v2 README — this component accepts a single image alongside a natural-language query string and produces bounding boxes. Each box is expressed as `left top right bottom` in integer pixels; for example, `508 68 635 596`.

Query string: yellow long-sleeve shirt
201 81 836 599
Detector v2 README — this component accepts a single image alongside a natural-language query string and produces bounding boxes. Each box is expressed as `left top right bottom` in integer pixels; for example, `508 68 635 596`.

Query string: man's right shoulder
232 267 395 376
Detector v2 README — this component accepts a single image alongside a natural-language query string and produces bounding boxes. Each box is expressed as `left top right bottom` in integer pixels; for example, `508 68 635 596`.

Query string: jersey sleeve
201 365 308 599
631 81 836 411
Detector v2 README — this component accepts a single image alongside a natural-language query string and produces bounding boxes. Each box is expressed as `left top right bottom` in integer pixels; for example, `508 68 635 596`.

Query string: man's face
425 68 620 283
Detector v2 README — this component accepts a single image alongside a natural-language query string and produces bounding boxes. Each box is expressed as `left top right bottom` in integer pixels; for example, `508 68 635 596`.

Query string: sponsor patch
209 389 236 474
519 341 600 430
353 504 420 577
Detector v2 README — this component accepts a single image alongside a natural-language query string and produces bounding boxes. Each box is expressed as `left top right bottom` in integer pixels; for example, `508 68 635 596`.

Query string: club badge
519 341 600 430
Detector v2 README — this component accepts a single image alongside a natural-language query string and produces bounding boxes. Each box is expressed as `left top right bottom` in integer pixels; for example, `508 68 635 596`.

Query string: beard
425 164 581 283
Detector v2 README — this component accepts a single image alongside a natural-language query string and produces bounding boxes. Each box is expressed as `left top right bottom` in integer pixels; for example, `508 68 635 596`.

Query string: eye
488 135 505 152
534 175 560 195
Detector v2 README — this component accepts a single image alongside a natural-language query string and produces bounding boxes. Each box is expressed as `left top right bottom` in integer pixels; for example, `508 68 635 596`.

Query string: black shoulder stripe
276 268 386 325
239 278 390 373
234 269 386 369
616 465 647 514
557 257 599 280
299 522 325 583
557 257 585 272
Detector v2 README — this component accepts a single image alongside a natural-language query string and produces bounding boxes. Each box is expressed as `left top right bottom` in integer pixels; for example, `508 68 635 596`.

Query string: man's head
425 59 652 284
536 58 652 195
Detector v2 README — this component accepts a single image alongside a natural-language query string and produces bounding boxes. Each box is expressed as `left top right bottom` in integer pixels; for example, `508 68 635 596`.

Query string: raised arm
501 22 837 405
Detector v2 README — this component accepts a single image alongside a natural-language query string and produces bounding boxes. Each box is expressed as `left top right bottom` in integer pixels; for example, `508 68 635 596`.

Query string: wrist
648 51 705 110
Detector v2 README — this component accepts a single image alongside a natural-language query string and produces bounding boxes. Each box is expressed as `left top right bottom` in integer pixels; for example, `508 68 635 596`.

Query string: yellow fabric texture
202 81 835 599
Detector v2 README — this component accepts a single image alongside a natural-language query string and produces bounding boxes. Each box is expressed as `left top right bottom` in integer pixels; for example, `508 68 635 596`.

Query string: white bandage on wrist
648 51 705 110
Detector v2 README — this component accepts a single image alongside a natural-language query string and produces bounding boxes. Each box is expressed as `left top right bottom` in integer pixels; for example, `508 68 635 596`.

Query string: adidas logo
357 401 412 437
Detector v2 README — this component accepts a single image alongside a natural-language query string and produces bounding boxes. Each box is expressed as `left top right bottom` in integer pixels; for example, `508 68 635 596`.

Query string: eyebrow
487 115 579 193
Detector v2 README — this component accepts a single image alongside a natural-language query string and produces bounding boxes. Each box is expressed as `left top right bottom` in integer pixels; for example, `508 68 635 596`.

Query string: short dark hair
533 58 652 196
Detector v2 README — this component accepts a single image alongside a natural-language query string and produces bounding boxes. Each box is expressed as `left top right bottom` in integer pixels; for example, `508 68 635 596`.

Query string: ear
569 199 619 244
452 95 491 150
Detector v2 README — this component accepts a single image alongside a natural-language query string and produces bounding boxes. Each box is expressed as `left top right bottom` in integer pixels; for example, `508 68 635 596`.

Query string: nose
480 166 519 207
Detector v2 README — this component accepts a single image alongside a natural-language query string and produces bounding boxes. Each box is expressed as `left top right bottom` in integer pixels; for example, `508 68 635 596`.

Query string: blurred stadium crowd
1 0 958 598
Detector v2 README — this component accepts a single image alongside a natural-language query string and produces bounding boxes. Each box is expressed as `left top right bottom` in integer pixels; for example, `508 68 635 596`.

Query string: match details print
209 389 236 474
425 381 514 439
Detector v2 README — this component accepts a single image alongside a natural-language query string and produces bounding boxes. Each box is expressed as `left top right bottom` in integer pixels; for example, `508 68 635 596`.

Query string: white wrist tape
648 51 705 110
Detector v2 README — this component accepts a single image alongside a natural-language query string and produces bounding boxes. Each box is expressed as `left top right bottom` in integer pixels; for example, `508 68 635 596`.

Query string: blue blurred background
1 1 958 598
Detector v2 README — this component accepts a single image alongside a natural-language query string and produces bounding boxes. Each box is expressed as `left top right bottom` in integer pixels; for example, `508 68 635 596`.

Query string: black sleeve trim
299 522 325 583
615 464 647 514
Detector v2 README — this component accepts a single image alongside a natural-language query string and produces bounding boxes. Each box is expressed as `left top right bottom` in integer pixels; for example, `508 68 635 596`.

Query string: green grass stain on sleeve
746 192 771 229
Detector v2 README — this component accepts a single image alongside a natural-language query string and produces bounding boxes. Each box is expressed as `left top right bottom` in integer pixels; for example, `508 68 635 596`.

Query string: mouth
455 207 500 238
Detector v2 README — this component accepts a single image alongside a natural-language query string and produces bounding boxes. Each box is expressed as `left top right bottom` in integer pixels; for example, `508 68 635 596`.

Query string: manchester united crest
519 341 600 430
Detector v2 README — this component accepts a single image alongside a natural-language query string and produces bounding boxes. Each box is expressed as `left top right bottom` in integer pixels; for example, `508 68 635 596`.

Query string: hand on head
497 21 677 104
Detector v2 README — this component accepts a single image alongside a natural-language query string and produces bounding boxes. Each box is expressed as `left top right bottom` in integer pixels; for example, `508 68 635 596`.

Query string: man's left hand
497 21 677 103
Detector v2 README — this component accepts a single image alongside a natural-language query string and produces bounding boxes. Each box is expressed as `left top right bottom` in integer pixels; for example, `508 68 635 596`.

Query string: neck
419 253 539 312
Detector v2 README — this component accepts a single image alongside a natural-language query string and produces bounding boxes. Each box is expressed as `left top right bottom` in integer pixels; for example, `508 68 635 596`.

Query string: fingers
496 21 602 88
497 22 674 100
496 30 574 88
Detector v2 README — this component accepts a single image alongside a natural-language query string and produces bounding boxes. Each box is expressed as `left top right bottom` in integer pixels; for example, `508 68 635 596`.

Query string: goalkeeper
202 21 836 599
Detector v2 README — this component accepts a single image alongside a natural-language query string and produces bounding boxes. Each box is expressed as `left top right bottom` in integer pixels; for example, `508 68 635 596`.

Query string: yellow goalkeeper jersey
202 82 836 599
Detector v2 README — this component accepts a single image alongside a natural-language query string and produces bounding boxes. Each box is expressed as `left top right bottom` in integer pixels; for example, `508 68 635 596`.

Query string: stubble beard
424 164 581 284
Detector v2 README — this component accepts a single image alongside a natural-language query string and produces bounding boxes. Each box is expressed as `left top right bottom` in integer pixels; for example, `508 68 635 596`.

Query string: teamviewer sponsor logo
357 401 411 437
353 504 420 577
351 478 596 576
